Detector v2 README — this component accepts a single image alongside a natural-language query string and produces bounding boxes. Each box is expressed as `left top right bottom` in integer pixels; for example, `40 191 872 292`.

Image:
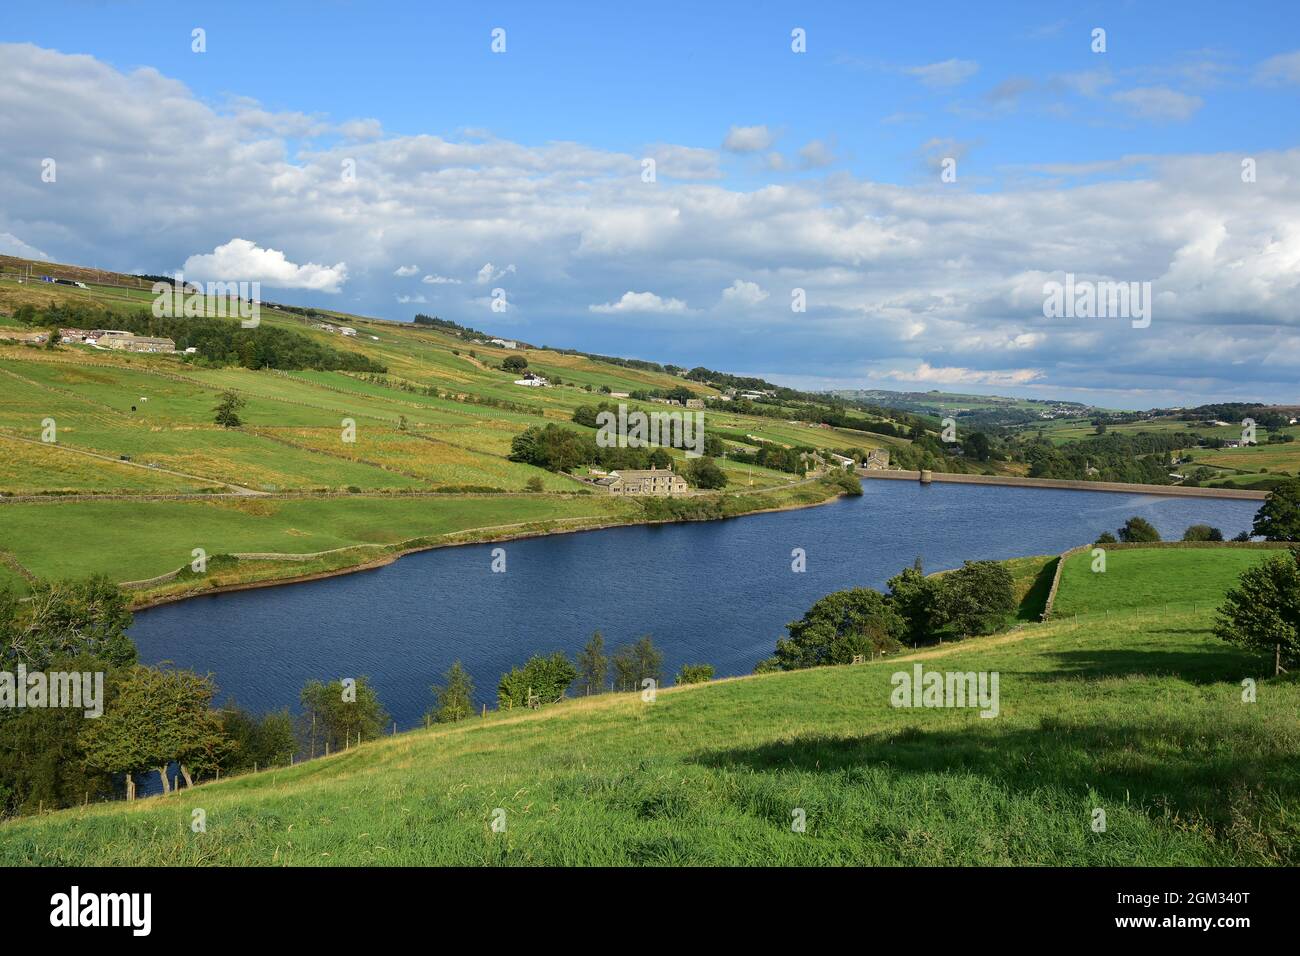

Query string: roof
609 468 683 480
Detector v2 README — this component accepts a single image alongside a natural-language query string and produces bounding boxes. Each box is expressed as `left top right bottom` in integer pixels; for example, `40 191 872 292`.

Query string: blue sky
3 1 1300 407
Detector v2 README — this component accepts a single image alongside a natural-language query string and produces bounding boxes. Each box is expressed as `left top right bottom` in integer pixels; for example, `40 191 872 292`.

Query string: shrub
675 663 715 685
1118 516 1161 543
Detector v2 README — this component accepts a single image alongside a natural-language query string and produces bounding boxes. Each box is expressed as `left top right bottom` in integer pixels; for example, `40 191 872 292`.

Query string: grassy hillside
1053 546 1284 618
3 546 1296 866
0 259 913 601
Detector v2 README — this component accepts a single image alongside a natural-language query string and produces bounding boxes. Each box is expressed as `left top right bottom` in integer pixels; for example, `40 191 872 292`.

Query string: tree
576 631 609 695
611 636 664 691
685 456 728 489
1183 524 1224 542
966 432 992 461
430 662 476 722
524 476 544 492
887 559 941 645
1 576 136 672
1095 531 1118 544
501 355 528 373
508 424 594 472
1117 516 1161 543
774 588 905 670
217 706 295 775
213 390 245 428
0 652 117 816
1215 548 1300 675
79 665 228 796
648 447 673 470
935 561 1017 637
498 652 577 709
675 663 714 685
1252 478 1300 541
298 677 390 756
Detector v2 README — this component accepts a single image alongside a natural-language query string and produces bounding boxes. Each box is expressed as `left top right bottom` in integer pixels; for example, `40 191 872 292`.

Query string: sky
1 0 1299 408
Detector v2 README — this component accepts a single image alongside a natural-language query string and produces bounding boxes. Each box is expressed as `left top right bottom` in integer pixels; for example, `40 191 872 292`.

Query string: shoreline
128 483 846 611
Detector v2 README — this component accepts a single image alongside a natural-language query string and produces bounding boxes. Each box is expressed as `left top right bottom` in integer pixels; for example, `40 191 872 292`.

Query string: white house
489 338 518 349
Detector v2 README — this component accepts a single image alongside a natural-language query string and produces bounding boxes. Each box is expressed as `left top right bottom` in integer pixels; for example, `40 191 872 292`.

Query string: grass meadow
3 547 1296 865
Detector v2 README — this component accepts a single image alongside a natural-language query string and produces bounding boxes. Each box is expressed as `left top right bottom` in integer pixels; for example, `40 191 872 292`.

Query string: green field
0 266 901 598
3 545 1296 866
1053 545 1285 618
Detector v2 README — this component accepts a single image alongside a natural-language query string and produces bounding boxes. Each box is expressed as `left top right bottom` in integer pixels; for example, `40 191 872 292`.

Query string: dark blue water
130 480 1260 726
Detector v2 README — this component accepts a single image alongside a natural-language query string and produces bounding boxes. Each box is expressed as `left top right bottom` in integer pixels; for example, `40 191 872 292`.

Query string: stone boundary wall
859 469 1268 500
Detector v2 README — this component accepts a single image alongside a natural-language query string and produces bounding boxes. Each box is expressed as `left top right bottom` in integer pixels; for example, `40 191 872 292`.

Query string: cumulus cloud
1111 86 1203 121
183 239 348 292
476 262 515 284
723 125 776 153
720 280 769 307
904 58 980 89
3 43 1300 403
422 274 461 285
393 264 419 277
590 292 689 314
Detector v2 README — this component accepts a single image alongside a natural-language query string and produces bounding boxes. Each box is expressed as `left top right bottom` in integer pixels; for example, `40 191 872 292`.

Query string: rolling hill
0 256 916 604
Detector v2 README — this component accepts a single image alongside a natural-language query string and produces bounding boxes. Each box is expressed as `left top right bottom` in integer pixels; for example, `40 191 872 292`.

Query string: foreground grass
3 593 1296 865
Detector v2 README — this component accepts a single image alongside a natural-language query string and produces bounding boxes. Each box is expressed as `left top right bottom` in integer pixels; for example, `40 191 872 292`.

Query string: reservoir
130 479 1261 727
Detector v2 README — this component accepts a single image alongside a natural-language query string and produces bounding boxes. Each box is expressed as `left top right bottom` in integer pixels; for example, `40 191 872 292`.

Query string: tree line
13 302 386 373
755 558 1019 672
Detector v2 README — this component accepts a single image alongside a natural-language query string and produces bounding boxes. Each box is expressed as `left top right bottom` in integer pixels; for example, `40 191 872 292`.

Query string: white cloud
183 238 348 292
590 291 689 314
720 280 769 307
338 118 383 140
880 362 1044 387
393 264 419 277
1111 87 1203 121
422 274 461 285
798 140 836 169
476 262 515 284
904 59 980 89
1255 50 1300 85
723 125 776 153
396 294 427 304
644 143 721 180
4 43 1300 402
0 232 49 259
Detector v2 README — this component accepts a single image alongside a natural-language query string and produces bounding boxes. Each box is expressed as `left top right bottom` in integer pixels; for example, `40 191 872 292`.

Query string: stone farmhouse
594 466 689 496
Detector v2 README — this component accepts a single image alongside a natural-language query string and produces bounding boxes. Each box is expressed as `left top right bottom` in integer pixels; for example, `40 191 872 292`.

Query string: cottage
596 466 689 496
863 449 890 470
488 338 518 349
